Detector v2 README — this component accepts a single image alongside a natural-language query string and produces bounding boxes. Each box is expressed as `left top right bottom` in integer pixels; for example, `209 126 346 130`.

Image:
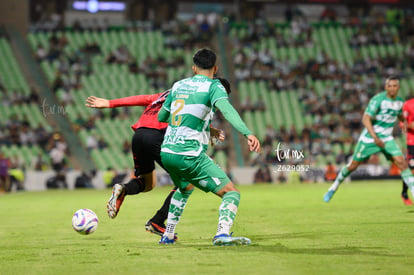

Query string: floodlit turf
1 181 414 275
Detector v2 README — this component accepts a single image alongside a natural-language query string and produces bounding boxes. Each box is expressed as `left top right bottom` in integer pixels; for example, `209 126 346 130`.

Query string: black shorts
407 145 414 169
132 127 166 177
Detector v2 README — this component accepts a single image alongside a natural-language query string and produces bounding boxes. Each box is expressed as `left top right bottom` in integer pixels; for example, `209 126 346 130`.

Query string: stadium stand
0 30 53 170
3 5 413 177
228 16 412 168
27 19 225 170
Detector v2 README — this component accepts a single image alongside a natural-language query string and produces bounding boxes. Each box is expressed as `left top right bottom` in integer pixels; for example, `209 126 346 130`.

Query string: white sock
164 223 176 240
216 222 231 236
329 180 341 191
329 166 350 191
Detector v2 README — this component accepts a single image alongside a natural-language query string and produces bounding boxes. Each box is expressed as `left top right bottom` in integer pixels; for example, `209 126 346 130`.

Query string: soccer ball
72 209 98 235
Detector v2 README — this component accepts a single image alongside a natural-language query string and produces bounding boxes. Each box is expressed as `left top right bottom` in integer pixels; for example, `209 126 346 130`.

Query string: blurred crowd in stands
0 85 40 105
0 115 50 149
35 34 96 94
34 14 218 96
227 6 414 182
19 14 222 190
4 5 414 190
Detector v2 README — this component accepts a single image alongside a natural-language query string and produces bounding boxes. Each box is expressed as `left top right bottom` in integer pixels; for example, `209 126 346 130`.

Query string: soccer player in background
400 97 414 205
324 76 414 202
0 152 11 193
85 81 227 236
158 48 261 245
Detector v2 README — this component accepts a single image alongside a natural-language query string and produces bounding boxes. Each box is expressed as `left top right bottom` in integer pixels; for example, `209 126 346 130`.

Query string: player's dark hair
217 77 232 95
193 48 216 69
386 76 400 83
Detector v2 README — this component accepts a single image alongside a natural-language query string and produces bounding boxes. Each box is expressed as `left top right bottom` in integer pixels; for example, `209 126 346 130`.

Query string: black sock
149 187 178 226
402 181 409 197
123 177 146 195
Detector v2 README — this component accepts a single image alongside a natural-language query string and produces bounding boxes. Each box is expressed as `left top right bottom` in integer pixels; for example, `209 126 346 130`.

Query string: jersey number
172 99 184 126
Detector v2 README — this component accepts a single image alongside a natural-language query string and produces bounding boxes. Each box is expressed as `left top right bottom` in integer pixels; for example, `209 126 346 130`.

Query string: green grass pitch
1 181 414 275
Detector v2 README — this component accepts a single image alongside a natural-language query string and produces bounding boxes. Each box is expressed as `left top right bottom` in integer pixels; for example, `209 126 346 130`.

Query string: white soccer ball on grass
72 209 98 235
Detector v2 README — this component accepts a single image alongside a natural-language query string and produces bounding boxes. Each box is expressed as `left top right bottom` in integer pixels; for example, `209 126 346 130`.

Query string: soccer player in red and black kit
85 79 228 236
401 98 414 205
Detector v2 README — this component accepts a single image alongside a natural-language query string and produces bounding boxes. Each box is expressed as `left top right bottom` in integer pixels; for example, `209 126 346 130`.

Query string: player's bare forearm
362 113 384 147
362 114 377 138
85 96 110 108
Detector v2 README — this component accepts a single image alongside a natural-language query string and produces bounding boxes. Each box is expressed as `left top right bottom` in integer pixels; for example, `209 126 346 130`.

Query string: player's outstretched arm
214 99 261 152
85 96 110 108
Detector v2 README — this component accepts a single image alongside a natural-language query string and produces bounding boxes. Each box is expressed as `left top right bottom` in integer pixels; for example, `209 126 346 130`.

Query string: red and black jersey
403 98 414 146
109 90 170 131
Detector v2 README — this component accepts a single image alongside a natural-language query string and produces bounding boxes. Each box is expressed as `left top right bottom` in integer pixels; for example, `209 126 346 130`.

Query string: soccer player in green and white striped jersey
324 76 414 202
158 49 261 245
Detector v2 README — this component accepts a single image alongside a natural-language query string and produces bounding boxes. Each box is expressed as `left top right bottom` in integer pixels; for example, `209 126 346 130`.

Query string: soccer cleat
146 221 178 240
212 233 251 246
159 235 176 244
401 193 413 206
107 184 126 219
145 221 166 237
324 190 336 202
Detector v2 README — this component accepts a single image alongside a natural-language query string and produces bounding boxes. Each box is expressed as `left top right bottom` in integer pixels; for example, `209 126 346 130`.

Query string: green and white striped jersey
161 74 228 156
359 91 404 143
